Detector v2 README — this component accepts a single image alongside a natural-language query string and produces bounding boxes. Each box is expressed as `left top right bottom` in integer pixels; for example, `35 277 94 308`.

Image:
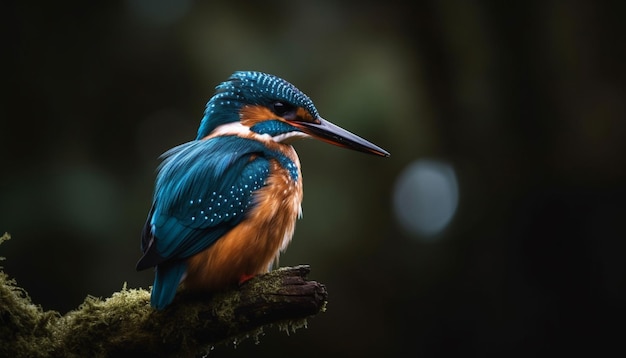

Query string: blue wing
136 136 271 309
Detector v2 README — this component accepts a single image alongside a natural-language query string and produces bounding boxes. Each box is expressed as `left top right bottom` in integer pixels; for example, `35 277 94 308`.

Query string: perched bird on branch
136 71 389 310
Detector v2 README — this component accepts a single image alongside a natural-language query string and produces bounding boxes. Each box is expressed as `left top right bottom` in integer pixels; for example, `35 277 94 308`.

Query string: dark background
2 1 625 356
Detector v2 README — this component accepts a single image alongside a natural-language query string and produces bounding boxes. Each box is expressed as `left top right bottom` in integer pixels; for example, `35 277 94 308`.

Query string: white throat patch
208 122 310 143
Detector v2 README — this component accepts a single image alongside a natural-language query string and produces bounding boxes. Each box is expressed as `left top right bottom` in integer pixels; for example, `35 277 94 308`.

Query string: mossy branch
0 233 328 357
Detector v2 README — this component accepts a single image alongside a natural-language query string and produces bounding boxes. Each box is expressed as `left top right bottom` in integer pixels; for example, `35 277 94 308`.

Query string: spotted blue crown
196 71 320 139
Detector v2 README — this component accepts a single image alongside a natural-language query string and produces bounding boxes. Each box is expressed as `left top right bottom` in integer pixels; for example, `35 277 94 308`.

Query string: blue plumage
250 119 301 137
138 70 389 310
151 261 187 310
196 71 319 139
138 135 297 309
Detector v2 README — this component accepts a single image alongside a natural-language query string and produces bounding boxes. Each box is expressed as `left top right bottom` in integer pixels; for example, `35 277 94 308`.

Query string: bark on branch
0 234 328 358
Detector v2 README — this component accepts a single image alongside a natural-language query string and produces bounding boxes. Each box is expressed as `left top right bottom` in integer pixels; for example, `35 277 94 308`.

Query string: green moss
0 233 61 358
54 284 153 356
1 234 327 357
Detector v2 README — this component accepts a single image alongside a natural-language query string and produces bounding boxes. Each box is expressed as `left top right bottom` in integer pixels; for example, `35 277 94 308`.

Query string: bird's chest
249 156 303 251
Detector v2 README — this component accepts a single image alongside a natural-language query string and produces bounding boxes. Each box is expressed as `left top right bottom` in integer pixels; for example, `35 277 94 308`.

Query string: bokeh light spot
393 159 459 239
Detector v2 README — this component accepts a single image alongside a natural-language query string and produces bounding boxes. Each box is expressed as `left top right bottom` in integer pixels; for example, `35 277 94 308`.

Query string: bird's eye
272 101 297 120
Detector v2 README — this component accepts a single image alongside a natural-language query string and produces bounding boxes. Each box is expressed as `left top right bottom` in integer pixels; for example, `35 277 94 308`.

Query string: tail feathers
151 262 187 310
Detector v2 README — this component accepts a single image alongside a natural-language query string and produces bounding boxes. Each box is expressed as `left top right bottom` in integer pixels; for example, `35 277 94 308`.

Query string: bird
136 71 390 310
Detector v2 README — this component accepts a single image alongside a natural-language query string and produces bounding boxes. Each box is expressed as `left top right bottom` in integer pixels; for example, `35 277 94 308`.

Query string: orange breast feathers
184 155 303 292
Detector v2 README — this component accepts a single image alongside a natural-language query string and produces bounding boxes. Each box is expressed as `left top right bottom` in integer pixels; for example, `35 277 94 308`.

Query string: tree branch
0 233 328 357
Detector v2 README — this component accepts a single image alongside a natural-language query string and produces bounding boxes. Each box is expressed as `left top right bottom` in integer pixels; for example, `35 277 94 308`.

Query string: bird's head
196 71 389 157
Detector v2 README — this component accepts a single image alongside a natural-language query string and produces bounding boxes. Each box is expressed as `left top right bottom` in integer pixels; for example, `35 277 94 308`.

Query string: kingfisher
136 71 389 310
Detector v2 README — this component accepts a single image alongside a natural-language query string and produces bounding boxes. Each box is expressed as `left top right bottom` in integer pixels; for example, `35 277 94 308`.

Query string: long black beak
292 117 390 157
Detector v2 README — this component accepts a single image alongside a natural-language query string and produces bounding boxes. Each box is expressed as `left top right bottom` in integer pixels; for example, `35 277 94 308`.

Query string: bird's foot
238 273 256 286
